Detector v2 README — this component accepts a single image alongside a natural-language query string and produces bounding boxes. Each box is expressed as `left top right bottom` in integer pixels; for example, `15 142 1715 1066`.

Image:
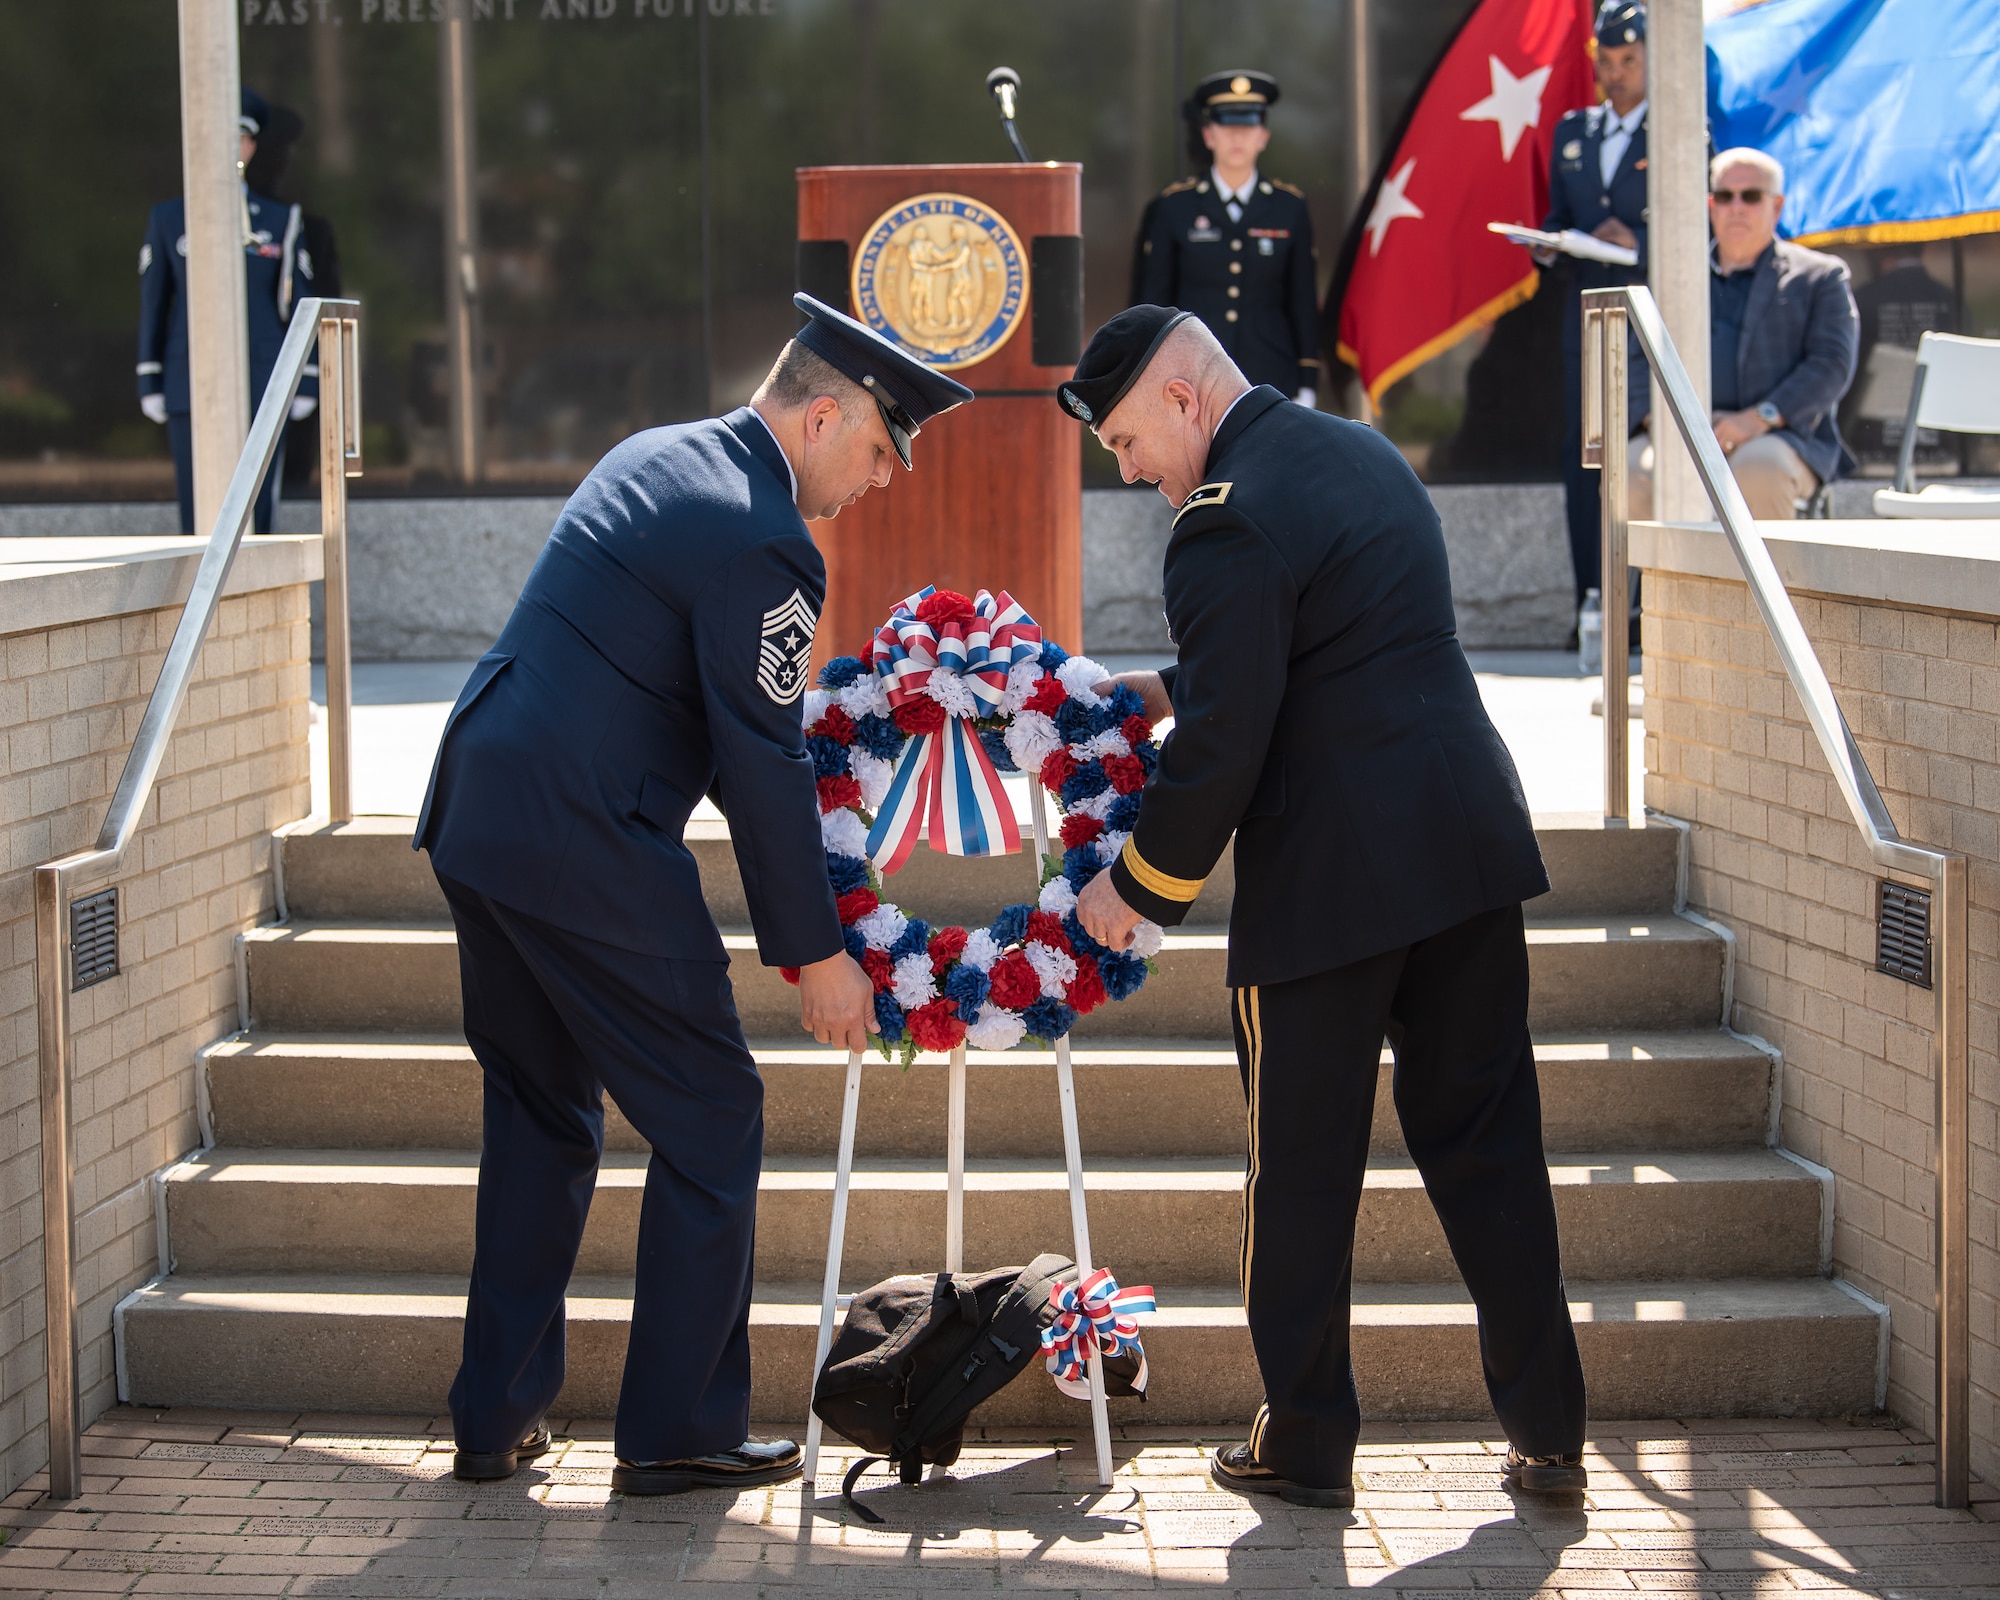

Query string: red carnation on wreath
893 697 947 736
1066 958 1107 1016
1061 814 1104 850
987 950 1041 1011
1026 674 1068 716
1103 754 1146 795
817 774 861 814
1041 749 1077 791
927 925 969 974
781 966 800 985
812 706 856 744
836 887 879 925
907 997 966 1053
860 948 895 992
914 589 978 630
1121 713 1153 746
1025 910 1071 953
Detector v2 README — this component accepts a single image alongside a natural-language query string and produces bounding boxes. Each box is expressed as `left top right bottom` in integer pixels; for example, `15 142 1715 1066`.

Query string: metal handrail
32 298 362 1500
1584 284 1968 1510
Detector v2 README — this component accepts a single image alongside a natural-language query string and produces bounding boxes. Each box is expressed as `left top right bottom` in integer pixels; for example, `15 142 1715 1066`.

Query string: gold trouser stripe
1238 985 1263 1308
1121 838 1206 902
1250 1399 1271 1459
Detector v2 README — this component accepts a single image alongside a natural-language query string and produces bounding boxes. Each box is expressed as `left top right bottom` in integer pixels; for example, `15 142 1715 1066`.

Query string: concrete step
117 1272 1883 1424
281 813 1679 927
161 1147 1822 1286
205 1031 1774 1157
241 915 1725 1037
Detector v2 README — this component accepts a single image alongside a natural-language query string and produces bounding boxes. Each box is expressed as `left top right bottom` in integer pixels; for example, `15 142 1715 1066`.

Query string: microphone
985 66 1032 162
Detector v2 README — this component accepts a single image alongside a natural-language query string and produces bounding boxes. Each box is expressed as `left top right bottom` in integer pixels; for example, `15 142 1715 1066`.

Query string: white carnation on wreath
849 750 894 813
821 808 869 858
1074 729 1133 762
1068 787 1117 822
892 952 939 1010
1001 658 1044 714
802 688 833 726
1056 656 1110 705
1095 830 1126 864
923 670 979 720
1025 941 1078 998
1004 709 1063 773
965 1008 1028 1051
837 677 890 721
960 929 1003 973
855 904 908 952
1038 876 1079 916
1129 920 1165 959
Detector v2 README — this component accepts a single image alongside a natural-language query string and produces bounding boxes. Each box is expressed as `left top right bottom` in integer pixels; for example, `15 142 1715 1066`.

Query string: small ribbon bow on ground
865 586 1042 873
1041 1267 1156 1400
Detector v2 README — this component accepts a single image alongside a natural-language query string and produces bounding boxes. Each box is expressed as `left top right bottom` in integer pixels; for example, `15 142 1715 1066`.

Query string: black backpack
811 1253 1142 1520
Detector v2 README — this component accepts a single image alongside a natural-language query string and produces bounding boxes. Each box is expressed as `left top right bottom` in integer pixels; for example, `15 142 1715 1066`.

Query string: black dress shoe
453 1423 555 1482
611 1437 802 1496
1503 1445 1588 1492
1210 1442 1354 1508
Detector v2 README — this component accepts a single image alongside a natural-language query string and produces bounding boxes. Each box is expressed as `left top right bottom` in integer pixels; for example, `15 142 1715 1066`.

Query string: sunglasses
1711 187 1771 206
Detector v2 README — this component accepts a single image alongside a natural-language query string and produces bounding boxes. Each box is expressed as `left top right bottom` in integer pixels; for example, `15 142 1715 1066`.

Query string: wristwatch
1755 400 1783 428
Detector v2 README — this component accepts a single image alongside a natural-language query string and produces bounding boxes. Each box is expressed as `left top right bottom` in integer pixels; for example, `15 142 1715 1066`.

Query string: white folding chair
1872 332 2000 518
798 781 1118 1498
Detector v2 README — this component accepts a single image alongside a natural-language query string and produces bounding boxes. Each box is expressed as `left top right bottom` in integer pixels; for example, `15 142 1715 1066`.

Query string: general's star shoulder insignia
1172 481 1233 528
756 589 818 705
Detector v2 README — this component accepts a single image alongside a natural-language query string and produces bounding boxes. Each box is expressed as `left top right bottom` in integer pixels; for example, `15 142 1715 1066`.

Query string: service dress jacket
1132 177 1320 398
137 189 318 415
1108 388 1549 988
415 409 844 970
1542 102 1652 413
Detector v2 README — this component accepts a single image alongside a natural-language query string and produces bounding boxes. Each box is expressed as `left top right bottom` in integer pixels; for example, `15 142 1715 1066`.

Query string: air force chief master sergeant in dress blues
415 295 972 1495
1541 2 1652 611
1063 306 1588 1506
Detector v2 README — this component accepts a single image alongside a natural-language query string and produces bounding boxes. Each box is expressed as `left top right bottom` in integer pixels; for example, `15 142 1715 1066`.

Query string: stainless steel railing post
1590 282 1969 1508
30 298 359 1500
319 307 364 824
1599 303 1630 823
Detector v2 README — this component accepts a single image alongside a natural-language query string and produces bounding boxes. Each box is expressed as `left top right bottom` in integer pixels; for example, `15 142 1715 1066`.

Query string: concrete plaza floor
0 1408 1993 1596
309 649 1645 822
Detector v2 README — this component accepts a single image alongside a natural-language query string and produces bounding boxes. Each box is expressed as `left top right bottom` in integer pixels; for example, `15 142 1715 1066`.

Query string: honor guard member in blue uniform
1133 72 1320 406
136 88 319 536
1062 306 1588 1505
1540 3 1651 612
414 295 973 1494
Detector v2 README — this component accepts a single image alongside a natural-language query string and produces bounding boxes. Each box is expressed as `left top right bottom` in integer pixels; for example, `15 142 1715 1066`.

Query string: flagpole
1350 0 1373 424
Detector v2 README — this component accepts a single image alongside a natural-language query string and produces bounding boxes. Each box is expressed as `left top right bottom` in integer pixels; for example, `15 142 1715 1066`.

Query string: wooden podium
796 163 1084 663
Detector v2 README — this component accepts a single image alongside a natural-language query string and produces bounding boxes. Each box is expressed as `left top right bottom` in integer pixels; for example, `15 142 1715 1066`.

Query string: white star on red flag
1365 158 1425 256
1459 55 1554 162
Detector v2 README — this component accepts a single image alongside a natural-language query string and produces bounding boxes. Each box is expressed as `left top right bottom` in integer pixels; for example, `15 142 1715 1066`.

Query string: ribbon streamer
1040 1267 1156 1401
864 586 1042 874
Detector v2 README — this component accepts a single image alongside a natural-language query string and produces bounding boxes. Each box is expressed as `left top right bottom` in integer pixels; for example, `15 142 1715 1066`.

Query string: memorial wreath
782 585 1166 1062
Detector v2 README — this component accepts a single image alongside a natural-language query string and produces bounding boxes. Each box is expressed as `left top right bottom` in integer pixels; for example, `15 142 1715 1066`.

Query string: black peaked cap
1186 69 1279 125
792 292 974 468
1056 306 1193 428
1594 1 1644 47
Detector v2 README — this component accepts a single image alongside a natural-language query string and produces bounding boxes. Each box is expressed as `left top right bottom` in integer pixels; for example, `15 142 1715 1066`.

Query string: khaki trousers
1628 425 1818 521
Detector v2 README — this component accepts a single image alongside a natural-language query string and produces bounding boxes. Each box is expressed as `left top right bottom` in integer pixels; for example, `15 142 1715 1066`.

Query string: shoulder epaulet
1172 482 1233 528
1269 179 1306 198
1160 178 1199 196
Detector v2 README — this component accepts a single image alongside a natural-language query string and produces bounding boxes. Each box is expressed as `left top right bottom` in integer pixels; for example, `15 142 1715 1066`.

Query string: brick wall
0 585 311 1495
1643 568 2000 1482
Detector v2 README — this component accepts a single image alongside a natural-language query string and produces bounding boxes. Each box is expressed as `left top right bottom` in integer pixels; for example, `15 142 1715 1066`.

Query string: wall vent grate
1878 880 1932 988
71 888 118 992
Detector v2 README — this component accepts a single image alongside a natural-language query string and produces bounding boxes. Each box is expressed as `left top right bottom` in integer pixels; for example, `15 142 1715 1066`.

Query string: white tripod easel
800 781 1117 1492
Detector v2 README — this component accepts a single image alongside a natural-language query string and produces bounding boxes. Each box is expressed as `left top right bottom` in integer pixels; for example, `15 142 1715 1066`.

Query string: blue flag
1707 0 2000 246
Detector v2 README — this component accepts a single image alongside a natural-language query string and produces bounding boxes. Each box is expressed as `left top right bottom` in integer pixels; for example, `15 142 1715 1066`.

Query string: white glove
289 395 318 421
1295 387 1318 411
140 394 168 425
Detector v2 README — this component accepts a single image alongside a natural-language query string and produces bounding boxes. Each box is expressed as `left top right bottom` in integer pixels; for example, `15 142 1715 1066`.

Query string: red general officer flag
1327 0 1599 404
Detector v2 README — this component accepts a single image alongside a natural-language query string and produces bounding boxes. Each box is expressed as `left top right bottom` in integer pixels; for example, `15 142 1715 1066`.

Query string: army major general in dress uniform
1132 71 1320 407
136 88 318 536
1062 306 1589 1506
1540 2 1652 614
414 294 972 1496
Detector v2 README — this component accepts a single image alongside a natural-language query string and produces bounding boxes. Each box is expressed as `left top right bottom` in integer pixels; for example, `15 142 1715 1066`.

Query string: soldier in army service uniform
1132 71 1320 406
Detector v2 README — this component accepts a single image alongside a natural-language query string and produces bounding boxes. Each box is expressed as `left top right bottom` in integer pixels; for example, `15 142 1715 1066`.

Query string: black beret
1594 1 1644 47
792 292 974 468
1056 306 1193 428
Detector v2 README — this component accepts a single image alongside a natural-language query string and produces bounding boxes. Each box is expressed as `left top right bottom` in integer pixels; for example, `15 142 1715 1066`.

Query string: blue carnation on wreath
779 586 1168 1063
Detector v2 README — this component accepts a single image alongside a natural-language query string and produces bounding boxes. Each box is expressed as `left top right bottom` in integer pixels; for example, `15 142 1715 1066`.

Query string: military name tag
1187 216 1223 243
757 590 817 705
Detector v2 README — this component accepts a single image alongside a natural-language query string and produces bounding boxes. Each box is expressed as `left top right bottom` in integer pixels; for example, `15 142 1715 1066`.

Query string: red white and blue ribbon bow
865 586 1042 875
1040 1267 1155 1400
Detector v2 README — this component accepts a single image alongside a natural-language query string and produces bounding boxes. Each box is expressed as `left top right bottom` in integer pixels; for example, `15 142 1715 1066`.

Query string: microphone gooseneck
985 66 1032 163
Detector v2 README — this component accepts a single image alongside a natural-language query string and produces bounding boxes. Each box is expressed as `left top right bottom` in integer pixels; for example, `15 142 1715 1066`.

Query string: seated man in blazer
1631 147 1859 519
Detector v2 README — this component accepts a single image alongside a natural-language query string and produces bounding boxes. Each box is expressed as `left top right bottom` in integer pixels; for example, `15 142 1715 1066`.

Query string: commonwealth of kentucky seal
851 193 1028 371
